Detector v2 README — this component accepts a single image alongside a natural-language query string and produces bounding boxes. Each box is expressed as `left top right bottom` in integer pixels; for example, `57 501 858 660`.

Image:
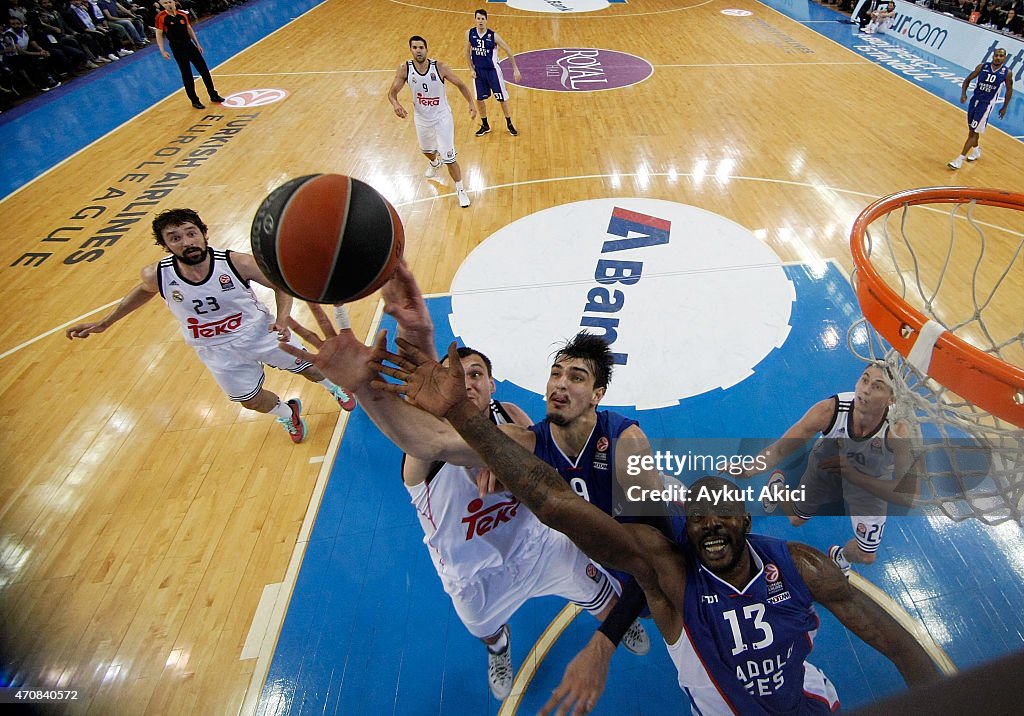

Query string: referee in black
154 0 225 109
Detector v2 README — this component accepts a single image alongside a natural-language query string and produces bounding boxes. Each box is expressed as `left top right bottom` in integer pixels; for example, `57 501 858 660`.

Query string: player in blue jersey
466 9 521 137
372 350 943 715
949 47 1014 169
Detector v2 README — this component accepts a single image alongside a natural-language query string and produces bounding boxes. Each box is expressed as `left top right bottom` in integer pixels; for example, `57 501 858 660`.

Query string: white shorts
414 111 457 164
793 465 888 553
191 328 312 401
445 527 616 639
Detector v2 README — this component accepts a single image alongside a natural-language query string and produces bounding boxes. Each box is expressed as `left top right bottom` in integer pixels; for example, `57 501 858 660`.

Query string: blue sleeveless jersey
469 27 499 71
973 62 1010 105
673 534 836 714
530 410 637 517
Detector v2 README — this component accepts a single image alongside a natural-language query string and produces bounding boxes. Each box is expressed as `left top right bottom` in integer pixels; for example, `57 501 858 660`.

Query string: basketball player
284 286 629 702
154 0 224 110
372 343 943 714
65 208 356 444
740 362 916 576
466 9 521 137
948 47 1014 169
283 266 677 708
388 35 476 208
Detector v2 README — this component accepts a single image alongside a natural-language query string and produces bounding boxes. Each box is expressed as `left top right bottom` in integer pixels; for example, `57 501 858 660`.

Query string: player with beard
65 208 355 443
370 344 943 714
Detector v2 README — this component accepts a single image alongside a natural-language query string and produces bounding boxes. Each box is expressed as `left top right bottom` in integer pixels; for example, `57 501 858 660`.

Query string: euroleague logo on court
220 89 290 108
502 48 653 92
449 199 795 409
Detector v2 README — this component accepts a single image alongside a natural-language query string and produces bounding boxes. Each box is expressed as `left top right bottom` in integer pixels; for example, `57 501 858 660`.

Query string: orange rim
850 187 1024 428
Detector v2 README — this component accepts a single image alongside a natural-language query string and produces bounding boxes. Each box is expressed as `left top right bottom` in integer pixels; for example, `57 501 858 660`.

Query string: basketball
250 174 405 304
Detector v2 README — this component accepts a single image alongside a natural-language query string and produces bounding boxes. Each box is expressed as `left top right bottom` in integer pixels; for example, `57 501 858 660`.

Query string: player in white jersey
741 362 917 574
388 35 476 208
283 265 642 703
65 208 356 444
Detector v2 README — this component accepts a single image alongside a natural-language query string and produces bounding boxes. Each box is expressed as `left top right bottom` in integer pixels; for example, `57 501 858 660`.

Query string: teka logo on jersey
450 199 794 409
504 48 653 92
221 89 290 108
463 497 521 540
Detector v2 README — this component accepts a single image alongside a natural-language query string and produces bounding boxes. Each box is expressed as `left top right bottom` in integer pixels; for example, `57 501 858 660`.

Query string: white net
849 194 1024 525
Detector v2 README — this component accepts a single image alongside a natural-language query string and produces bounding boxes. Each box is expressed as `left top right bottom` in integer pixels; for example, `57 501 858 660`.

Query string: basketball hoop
849 187 1024 524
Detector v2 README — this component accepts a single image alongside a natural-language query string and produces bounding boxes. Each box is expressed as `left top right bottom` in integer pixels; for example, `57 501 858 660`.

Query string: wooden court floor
1 0 1022 713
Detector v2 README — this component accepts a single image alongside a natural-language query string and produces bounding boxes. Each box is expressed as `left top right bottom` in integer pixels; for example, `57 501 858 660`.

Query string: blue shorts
967 96 995 133
474 67 508 102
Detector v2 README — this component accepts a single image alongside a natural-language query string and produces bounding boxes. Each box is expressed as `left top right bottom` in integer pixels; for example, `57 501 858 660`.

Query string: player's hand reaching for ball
382 260 436 359
279 304 380 392
371 339 467 419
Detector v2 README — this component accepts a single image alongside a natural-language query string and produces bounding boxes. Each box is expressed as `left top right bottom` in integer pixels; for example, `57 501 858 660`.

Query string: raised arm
790 542 942 687
66 264 160 339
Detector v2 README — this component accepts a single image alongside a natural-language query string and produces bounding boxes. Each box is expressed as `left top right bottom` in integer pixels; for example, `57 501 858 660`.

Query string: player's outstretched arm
65 264 160 339
737 397 835 478
790 542 941 687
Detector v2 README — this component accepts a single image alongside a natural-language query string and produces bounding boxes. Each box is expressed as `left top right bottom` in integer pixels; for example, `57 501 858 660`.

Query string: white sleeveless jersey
407 59 451 123
407 401 547 586
810 392 895 479
156 249 274 347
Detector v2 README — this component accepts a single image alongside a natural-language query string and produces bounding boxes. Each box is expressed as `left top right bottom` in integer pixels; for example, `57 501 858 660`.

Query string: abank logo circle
449 199 795 410
504 48 653 92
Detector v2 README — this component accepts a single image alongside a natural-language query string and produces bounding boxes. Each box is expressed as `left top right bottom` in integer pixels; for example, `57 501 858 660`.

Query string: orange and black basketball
250 174 405 304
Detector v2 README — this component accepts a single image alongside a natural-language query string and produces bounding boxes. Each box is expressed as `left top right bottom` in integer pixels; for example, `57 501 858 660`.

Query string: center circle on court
449 199 795 410
507 0 611 13
502 48 653 92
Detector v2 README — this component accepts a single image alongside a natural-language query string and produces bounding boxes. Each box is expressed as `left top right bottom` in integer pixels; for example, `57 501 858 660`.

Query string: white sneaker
762 470 786 513
621 619 650 656
829 545 852 577
457 188 471 208
107 53 120 62
947 156 964 169
486 625 513 701
967 147 981 162
117 49 133 56
425 160 441 179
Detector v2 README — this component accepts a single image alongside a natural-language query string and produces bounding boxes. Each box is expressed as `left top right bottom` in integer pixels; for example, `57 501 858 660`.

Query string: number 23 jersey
157 249 274 346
